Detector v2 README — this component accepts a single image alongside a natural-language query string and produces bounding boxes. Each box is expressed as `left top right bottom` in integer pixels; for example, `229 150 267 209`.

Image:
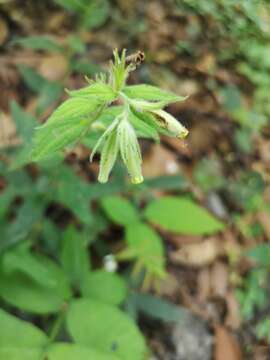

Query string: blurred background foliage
1 0 270 359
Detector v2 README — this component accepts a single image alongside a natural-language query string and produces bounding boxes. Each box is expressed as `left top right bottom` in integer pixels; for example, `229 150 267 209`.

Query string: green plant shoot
32 49 188 183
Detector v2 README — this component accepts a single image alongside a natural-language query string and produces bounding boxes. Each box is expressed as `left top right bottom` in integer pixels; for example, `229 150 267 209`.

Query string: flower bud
98 129 119 183
149 109 188 139
117 118 143 184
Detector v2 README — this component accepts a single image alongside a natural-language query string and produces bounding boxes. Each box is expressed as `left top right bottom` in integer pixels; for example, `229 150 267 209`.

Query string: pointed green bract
118 117 143 184
98 129 119 183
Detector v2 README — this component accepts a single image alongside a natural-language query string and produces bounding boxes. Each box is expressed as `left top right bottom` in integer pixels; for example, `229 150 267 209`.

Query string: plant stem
49 305 67 343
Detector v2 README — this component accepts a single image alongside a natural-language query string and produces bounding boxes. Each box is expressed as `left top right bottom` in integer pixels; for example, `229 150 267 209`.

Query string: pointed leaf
123 84 186 104
144 196 225 235
13 35 64 52
60 225 90 286
121 223 166 279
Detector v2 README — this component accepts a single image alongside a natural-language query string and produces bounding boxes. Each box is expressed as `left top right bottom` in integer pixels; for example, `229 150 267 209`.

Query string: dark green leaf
17 65 47 93
54 166 93 224
13 36 64 52
129 293 186 323
0 257 71 314
60 225 90 286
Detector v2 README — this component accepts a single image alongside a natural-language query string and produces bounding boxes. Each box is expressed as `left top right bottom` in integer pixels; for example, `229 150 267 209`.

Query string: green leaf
68 82 117 102
143 174 188 191
70 59 101 76
120 223 166 280
123 84 185 104
0 309 48 348
247 244 270 267
37 81 63 115
32 97 101 159
0 197 44 253
256 317 270 342
67 299 147 360
129 293 186 323
3 249 58 288
13 35 64 52
47 343 120 360
9 102 38 168
0 348 43 360
0 257 71 314
144 196 225 235
39 96 101 128
81 0 109 29
101 196 139 226
10 101 37 142
55 0 109 30
32 118 89 161
17 65 47 93
54 165 93 224
81 270 127 305
60 225 90 286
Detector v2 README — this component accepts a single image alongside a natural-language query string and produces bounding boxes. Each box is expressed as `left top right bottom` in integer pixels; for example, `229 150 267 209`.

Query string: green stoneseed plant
32 49 188 183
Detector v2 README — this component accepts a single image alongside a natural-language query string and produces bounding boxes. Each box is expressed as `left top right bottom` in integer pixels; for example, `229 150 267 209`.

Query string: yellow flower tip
177 128 189 139
131 176 144 184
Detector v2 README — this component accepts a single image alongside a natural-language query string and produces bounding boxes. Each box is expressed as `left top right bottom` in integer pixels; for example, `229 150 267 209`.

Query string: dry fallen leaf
257 211 270 241
211 261 229 297
225 291 241 330
0 112 19 148
214 325 242 360
0 16 8 45
142 144 180 178
170 237 223 267
197 268 211 302
39 54 68 81
158 272 179 297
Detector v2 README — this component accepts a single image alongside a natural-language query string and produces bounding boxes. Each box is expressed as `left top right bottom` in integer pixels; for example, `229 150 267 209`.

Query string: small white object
103 254 118 272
